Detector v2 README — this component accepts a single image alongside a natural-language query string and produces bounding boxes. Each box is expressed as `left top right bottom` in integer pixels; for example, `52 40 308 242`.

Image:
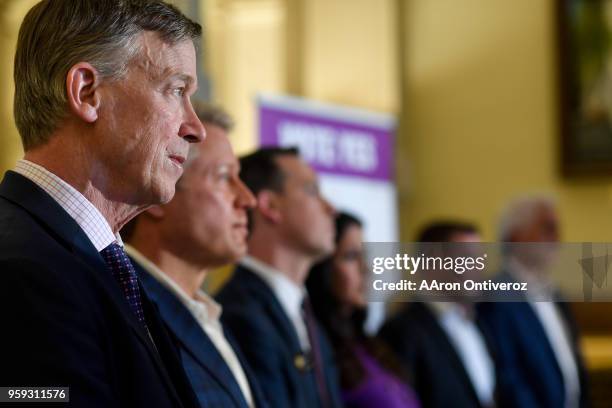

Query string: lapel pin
294 354 308 371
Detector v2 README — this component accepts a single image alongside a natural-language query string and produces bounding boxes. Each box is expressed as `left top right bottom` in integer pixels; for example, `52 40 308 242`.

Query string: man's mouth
233 222 248 235
168 154 186 167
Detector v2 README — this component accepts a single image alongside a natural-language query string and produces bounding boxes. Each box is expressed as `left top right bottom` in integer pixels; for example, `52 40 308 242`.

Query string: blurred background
1 0 612 404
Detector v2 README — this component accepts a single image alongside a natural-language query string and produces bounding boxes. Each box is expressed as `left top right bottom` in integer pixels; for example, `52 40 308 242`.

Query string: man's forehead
451 232 481 243
193 129 236 166
276 155 314 178
277 156 318 190
134 31 197 81
534 205 557 223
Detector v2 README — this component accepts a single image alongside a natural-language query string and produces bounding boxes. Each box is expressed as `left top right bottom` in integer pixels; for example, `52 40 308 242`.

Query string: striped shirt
14 159 121 251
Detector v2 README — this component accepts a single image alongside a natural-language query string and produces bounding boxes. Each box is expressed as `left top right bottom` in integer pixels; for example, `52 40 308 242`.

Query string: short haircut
416 220 478 242
192 100 234 132
15 0 201 151
498 194 557 242
335 212 362 244
238 147 300 195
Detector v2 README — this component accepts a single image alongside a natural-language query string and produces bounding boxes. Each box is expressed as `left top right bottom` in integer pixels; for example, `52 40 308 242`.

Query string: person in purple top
306 212 421 408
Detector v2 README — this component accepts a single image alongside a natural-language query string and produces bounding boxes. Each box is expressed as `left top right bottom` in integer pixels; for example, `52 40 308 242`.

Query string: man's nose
179 101 206 143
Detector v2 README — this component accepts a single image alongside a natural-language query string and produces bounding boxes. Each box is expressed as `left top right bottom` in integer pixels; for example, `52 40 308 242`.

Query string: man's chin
153 179 178 205
231 244 248 261
312 244 334 262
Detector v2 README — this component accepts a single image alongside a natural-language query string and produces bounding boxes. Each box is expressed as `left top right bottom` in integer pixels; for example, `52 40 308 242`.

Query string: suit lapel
137 265 249 408
417 303 483 407
0 171 187 407
500 269 568 389
224 326 268 408
516 301 567 392
236 266 304 353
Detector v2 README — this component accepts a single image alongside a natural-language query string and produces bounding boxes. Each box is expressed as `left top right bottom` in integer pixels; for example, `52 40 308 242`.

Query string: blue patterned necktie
100 242 148 329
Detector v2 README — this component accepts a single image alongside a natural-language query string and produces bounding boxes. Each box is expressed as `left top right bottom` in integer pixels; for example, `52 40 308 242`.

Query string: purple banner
258 95 395 181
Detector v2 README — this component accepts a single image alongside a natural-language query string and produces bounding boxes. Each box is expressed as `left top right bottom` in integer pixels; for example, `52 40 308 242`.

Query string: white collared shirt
240 255 311 351
428 302 496 407
14 159 120 250
126 246 254 408
507 258 580 408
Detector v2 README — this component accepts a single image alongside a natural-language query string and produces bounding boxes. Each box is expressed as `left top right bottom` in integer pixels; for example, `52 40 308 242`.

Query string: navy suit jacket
379 302 495 408
0 171 200 408
477 272 590 408
133 259 269 408
216 265 342 408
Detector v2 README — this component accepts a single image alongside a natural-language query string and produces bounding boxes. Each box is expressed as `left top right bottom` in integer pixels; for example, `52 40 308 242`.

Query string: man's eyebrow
170 73 195 85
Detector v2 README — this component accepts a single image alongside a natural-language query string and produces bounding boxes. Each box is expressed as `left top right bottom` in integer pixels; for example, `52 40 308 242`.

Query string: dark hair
15 0 201 150
416 220 478 242
306 212 407 390
238 147 299 195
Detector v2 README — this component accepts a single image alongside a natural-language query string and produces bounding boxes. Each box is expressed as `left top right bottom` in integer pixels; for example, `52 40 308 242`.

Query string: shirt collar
428 301 473 320
14 159 120 251
240 255 306 318
125 244 222 322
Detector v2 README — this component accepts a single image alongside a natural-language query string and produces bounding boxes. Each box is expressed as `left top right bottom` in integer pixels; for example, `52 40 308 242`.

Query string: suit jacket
215 264 342 408
379 302 494 408
477 272 590 408
133 259 269 408
0 171 200 408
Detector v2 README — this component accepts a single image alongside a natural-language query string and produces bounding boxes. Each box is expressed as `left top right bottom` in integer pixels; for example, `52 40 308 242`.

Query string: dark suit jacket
216 264 342 408
0 171 200 408
477 273 590 408
379 302 495 408
133 259 269 408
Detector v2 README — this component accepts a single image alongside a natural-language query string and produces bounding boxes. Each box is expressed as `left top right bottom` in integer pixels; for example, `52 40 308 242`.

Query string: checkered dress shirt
14 159 121 250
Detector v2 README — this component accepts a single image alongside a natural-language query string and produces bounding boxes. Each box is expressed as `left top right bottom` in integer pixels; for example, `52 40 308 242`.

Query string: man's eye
342 250 362 261
217 171 231 181
173 87 186 97
304 184 320 196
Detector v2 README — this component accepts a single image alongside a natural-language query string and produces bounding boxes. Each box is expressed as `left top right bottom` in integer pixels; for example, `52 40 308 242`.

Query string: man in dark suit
379 222 497 408
216 148 342 408
0 1 205 406
124 102 268 408
478 196 589 408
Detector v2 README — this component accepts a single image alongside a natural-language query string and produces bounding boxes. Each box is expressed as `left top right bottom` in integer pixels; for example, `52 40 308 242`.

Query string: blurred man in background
0 1 205 406
124 102 268 408
379 222 497 408
478 196 589 408
216 147 342 408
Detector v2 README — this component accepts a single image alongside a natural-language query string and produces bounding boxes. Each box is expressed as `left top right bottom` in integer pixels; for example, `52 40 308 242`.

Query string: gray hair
498 194 557 242
14 0 201 151
192 100 235 132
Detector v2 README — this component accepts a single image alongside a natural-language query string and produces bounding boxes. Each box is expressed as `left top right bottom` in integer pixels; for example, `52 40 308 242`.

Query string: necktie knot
100 242 148 329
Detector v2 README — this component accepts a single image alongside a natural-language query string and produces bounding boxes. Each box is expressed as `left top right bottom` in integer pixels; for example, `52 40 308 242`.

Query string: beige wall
207 0 612 243
203 0 398 152
400 0 612 241
203 0 288 155
0 0 38 174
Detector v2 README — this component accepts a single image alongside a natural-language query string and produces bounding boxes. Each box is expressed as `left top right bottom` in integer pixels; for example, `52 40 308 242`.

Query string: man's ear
65 62 101 123
145 205 165 220
256 190 282 224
